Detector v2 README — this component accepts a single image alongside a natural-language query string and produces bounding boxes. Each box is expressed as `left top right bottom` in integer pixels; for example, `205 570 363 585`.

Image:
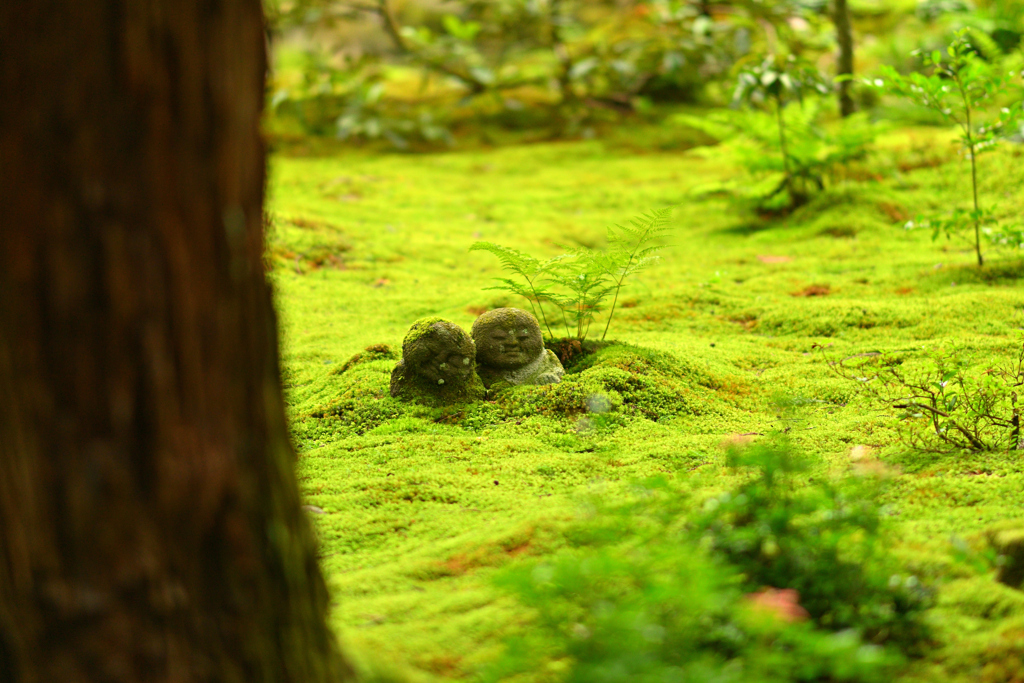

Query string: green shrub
869 29 1024 266
676 98 874 210
487 455 918 682
826 342 1024 452
694 443 933 649
490 545 899 683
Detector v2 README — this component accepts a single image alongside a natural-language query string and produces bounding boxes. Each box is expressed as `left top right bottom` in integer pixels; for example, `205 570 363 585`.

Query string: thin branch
892 401 988 450
356 0 489 94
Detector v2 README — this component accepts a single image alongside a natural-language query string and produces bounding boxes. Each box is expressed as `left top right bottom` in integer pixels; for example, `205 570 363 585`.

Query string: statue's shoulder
540 349 564 372
529 349 565 385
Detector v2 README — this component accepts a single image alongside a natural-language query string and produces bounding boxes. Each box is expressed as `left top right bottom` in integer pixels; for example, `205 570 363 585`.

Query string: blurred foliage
694 443 933 648
264 0 840 146
262 0 1024 147
485 441 927 681
675 98 875 210
918 0 1024 52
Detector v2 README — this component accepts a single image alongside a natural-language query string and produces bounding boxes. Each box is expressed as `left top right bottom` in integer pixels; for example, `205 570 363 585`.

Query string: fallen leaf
791 284 831 297
757 254 792 264
720 432 760 448
746 588 809 622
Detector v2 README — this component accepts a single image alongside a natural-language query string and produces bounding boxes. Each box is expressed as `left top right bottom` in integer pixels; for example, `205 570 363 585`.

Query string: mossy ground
269 123 1024 681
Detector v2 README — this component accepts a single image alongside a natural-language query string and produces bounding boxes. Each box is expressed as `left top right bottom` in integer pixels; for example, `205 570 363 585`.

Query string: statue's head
402 318 476 385
472 308 544 370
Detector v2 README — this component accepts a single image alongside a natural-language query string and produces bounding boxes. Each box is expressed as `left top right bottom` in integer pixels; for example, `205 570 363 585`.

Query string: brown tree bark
0 2 354 682
834 0 856 117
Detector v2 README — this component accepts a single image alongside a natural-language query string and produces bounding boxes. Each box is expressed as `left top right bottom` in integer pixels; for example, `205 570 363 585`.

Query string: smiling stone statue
390 317 485 405
472 308 564 389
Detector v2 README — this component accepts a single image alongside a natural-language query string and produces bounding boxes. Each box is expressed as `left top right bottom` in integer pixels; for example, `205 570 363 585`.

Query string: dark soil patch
545 338 613 370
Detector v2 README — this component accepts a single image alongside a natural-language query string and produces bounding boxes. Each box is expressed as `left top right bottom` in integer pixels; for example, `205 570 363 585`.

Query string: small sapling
733 54 833 204
871 29 1024 266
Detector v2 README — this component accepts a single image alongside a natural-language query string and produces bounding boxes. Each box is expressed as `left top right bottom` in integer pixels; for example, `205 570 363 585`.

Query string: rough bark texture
0 2 353 681
834 0 855 117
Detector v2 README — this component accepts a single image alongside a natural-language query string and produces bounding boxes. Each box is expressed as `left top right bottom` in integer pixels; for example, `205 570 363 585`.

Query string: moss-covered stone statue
472 308 564 390
390 317 485 405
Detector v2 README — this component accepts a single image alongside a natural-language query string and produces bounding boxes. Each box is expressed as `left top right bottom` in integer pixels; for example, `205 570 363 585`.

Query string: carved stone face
403 321 476 386
472 308 544 370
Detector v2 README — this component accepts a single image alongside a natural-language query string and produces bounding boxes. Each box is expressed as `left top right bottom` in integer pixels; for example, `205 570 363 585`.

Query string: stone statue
390 317 485 405
472 308 564 389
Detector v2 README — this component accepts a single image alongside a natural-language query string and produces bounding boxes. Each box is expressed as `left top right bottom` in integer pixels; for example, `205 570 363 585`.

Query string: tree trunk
834 0 855 117
0 2 354 682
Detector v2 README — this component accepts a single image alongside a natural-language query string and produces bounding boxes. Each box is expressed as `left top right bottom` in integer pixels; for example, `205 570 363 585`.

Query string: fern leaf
470 241 540 277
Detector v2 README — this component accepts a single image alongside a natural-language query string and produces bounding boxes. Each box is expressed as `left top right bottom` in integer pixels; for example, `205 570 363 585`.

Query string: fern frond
635 245 664 260
607 207 674 247
470 209 675 342
623 255 661 277
597 206 675 341
482 279 535 300
539 291 575 309
470 241 540 277
537 253 572 274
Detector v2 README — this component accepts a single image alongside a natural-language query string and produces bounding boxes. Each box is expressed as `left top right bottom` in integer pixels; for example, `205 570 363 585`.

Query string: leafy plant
596 207 673 341
825 342 1024 452
694 442 933 649
675 101 874 208
544 249 614 342
486 443 926 682
470 208 672 342
732 54 834 205
870 29 1024 266
467 242 564 339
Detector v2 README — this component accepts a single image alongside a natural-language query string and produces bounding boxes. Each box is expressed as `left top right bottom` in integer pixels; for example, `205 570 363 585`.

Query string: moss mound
495 344 731 421
334 343 397 374
299 342 738 440
308 359 404 435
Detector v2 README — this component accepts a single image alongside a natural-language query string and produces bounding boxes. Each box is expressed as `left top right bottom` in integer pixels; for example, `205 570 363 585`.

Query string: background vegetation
264 0 1024 148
